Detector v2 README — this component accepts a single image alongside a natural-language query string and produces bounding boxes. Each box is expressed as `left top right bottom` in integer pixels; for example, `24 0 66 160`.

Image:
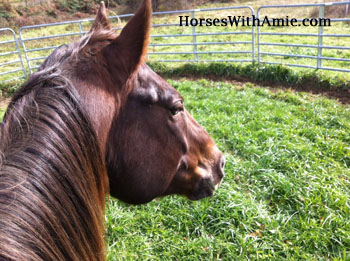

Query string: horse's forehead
135 65 182 103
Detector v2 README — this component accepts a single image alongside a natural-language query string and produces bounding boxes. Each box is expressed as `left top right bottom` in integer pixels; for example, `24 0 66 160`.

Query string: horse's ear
108 0 152 74
90 1 111 31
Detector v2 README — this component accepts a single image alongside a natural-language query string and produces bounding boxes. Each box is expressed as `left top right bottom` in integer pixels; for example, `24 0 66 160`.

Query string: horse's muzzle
190 152 226 201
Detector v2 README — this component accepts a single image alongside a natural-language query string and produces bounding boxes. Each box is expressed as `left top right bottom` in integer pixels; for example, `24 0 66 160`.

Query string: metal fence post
250 7 255 63
257 8 261 64
317 5 325 69
78 22 84 36
13 32 27 78
191 10 198 62
19 28 33 74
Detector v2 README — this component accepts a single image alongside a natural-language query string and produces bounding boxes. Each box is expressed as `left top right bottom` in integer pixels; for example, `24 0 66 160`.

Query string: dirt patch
310 1 350 19
163 74 350 105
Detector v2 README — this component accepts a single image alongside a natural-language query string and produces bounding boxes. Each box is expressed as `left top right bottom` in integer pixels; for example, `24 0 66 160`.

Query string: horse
0 0 225 260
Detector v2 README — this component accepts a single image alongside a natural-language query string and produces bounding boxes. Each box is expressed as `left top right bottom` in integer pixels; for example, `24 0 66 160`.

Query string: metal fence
257 1 350 73
0 28 26 82
19 19 92 74
1 2 350 82
18 5 255 74
148 6 255 63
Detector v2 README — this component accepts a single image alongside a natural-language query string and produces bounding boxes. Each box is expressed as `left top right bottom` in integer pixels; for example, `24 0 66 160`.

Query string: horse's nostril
220 155 226 169
215 154 225 180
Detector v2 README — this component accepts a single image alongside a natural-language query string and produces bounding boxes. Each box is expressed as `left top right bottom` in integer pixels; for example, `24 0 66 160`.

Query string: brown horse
0 0 225 260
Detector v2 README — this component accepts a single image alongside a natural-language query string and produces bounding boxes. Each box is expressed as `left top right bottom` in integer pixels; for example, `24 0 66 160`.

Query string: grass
1 78 349 259
0 80 23 96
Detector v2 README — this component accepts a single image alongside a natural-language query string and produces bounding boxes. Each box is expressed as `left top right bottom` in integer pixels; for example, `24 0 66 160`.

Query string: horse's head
66 0 225 204
106 64 225 204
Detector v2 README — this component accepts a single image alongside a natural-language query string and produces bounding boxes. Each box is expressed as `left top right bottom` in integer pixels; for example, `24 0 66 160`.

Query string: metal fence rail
257 1 350 73
1 2 350 82
0 28 26 82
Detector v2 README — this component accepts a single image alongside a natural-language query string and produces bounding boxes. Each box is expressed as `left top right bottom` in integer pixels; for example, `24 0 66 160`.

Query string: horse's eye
170 101 184 116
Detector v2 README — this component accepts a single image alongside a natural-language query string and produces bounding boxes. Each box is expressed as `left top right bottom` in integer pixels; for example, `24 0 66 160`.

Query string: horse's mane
0 31 110 259
0 0 155 258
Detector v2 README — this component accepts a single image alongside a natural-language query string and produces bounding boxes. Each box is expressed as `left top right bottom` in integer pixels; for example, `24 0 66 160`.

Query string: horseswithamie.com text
179 15 331 27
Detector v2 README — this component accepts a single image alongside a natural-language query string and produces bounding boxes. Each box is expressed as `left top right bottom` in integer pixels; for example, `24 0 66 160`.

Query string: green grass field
1 78 349 259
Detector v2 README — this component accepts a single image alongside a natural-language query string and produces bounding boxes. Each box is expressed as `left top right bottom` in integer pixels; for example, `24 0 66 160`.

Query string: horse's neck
0 84 107 261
